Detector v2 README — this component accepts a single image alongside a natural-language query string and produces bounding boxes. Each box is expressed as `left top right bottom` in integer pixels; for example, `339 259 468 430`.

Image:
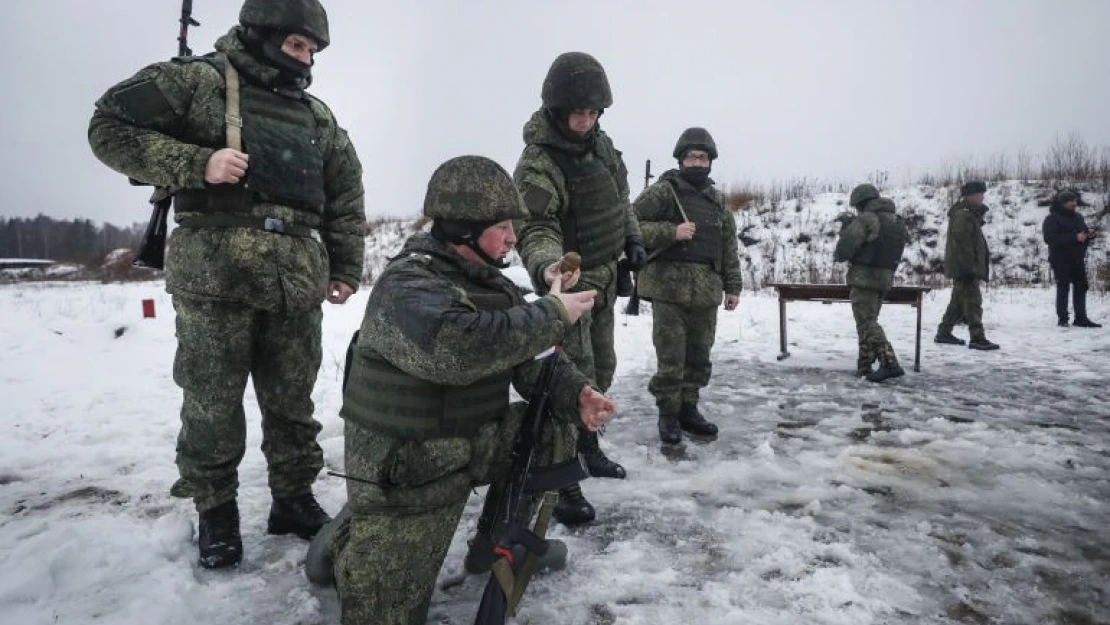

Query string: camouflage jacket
943 201 990 281
88 28 365 312
513 110 641 306
834 198 908 291
355 232 590 423
632 170 742 307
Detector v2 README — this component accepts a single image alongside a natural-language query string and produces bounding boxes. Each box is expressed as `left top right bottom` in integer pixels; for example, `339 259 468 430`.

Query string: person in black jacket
1042 190 1101 327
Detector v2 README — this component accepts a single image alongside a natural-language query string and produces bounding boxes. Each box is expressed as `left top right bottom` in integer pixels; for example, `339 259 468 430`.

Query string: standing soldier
88 0 365 569
514 52 646 524
1043 190 1101 327
834 184 909 382
632 128 741 443
934 181 1000 350
324 156 614 624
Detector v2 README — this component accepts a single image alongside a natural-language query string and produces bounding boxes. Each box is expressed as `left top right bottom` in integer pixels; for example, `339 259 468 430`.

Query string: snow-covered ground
1 282 1107 625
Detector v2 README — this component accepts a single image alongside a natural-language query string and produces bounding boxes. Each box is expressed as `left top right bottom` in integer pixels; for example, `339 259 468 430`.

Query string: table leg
914 294 923 372
776 296 790 361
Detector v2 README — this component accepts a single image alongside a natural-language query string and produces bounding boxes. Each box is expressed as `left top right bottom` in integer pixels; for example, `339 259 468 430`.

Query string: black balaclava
677 150 713 188
242 26 313 85
431 219 509 268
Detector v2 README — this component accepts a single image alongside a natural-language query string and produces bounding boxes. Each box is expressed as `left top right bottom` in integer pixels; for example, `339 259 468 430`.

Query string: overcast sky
2 0 1107 225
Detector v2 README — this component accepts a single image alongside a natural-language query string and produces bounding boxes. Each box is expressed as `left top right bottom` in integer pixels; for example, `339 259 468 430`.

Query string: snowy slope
1 281 1107 625
363 182 1109 290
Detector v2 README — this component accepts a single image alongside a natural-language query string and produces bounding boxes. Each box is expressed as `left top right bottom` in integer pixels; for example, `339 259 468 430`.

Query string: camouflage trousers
937 278 985 340
648 302 718 414
332 405 573 625
169 296 324 513
851 287 898 370
562 291 616 393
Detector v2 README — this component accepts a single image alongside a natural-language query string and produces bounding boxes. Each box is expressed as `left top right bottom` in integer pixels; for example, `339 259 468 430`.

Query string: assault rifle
624 159 655 315
473 346 588 624
132 0 200 269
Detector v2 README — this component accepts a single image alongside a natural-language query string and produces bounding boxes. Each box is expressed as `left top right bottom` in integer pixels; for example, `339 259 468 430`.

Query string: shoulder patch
111 78 174 123
521 184 554 217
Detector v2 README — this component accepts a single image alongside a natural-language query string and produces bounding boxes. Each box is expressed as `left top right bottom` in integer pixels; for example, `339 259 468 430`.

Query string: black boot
552 483 595 526
579 429 626 479
1058 318 1070 327
1074 318 1102 328
934 333 966 345
968 337 1000 351
268 493 332 540
658 411 682 444
198 499 242 569
679 403 718 438
866 362 905 383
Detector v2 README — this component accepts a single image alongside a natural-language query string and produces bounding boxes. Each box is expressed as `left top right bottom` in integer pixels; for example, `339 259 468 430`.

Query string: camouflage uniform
514 52 640 517
329 157 590 624
88 3 364 514
514 120 639 393
634 170 741 415
834 185 909 374
937 198 991 342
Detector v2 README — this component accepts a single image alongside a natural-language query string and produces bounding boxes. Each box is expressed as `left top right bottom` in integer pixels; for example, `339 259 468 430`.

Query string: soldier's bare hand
550 274 595 324
1077 231 1090 243
205 148 249 185
543 260 580 290
577 386 615 432
327 281 354 305
676 222 696 241
723 294 740 311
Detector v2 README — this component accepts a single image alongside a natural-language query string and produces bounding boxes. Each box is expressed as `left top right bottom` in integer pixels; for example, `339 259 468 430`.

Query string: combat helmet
240 0 330 51
541 52 613 110
423 156 529 223
673 127 718 160
849 183 881 208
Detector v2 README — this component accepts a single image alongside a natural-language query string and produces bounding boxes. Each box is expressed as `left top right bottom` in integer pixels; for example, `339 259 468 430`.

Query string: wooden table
768 283 933 372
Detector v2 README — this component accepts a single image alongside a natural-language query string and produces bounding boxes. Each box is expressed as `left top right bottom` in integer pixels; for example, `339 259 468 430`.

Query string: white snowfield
1 282 1107 625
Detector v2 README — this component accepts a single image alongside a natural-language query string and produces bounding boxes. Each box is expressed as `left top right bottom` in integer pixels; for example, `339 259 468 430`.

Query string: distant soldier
632 128 741 443
935 181 1000 350
88 0 365 568
514 52 645 524
1043 190 1101 327
321 156 614 624
834 184 910 382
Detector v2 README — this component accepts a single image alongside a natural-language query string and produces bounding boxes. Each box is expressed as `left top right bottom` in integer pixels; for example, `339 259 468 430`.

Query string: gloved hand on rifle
624 234 647 270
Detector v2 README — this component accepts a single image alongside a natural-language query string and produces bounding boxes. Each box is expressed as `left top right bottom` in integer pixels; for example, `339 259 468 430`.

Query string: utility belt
177 213 321 242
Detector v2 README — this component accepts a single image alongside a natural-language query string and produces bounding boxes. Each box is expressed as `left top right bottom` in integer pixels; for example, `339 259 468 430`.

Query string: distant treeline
0 215 144 262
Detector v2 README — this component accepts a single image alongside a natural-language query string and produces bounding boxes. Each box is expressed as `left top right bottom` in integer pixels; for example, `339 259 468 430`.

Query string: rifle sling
224 61 243 151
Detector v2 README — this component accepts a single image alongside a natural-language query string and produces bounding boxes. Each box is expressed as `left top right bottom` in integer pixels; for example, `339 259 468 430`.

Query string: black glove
624 235 647 270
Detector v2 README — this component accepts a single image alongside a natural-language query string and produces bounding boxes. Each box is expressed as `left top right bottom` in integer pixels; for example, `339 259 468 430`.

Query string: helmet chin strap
465 240 510 269
430 220 509 268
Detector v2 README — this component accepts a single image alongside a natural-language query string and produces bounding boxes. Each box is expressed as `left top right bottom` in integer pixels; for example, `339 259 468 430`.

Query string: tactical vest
174 56 326 218
545 148 626 269
852 212 906 271
657 181 723 267
339 258 515 440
